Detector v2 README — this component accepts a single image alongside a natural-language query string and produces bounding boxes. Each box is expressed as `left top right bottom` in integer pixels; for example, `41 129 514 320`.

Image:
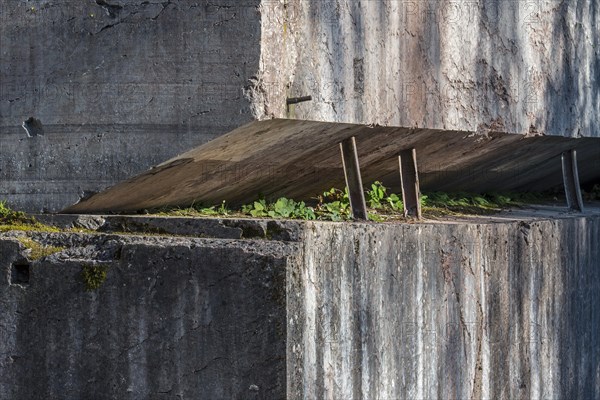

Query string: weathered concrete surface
62 119 600 213
257 0 600 137
0 0 260 212
34 213 304 242
1 211 599 398
0 231 292 399
3 0 600 214
292 216 600 399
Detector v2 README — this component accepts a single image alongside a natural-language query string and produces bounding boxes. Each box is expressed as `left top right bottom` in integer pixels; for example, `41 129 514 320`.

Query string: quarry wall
0 213 598 399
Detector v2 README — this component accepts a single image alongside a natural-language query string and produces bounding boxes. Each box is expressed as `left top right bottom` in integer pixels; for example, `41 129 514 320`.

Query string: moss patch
0 223 61 233
81 264 110 291
17 237 64 261
1 201 64 232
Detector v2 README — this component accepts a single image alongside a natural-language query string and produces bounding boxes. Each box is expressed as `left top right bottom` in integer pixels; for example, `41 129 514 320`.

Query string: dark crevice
22 117 44 137
11 261 31 286
92 1 172 35
95 20 123 35
95 0 123 18
151 1 173 21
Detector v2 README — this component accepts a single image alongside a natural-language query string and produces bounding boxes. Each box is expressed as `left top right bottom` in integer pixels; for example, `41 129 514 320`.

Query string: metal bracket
286 96 312 119
340 137 368 220
399 148 422 219
561 149 584 212
286 96 312 105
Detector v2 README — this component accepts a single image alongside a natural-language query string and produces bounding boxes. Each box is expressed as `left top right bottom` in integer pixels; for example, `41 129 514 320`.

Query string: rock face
0 212 599 398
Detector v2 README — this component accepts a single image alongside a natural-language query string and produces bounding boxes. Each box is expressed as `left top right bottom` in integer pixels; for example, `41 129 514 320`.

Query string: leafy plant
315 188 351 221
150 184 554 222
0 201 60 232
242 198 317 220
197 200 229 216
365 182 408 216
271 198 295 218
366 181 387 209
0 201 35 225
386 193 404 211
367 212 385 222
242 199 269 217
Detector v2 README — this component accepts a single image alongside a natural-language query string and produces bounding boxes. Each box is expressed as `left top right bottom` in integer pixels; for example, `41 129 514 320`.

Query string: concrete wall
0 232 293 399
0 213 598 398
292 216 600 398
257 0 600 137
2 0 600 212
0 0 261 212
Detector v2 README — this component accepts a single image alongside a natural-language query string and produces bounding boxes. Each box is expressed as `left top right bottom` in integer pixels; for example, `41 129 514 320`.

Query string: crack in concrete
151 1 173 21
193 356 231 374
95 0 123 18
92 0 173 35
207 271 239 288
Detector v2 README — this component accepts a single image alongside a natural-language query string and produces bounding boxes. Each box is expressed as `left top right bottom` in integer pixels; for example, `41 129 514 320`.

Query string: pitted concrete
0 230 293 400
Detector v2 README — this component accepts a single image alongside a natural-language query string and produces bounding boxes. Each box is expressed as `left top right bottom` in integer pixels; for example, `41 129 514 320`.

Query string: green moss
0 223 61 233
81 264 110 291
0 201 63 232
17 237 64 260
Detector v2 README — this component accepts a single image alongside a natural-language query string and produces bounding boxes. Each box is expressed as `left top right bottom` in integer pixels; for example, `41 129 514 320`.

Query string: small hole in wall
11 262 30 285
22 117 44 137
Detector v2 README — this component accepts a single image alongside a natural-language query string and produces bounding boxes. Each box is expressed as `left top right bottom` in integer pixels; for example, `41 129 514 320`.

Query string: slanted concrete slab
64 119 600 213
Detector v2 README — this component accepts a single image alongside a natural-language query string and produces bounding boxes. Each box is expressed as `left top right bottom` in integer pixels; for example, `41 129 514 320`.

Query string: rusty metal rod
340 137 368 220
286 96 312 105
561 149 584 212
399 148 422 219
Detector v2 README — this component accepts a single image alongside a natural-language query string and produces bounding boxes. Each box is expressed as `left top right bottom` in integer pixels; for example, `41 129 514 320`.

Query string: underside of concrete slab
64 119 600 213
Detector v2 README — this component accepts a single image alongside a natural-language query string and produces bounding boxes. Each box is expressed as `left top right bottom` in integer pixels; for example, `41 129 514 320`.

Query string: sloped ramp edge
63 119 600 213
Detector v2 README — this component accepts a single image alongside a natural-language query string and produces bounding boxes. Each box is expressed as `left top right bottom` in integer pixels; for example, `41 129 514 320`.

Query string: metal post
340 137 368 220
399 148 422 219
561 149 584 212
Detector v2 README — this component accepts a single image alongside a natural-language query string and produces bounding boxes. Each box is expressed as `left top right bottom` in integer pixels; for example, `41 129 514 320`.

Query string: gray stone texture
0 0 261 212
3 0 600 213
34 213 304 241
257 0 600 137
0 231 292 399
292 217 600 398
0 212 599 398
